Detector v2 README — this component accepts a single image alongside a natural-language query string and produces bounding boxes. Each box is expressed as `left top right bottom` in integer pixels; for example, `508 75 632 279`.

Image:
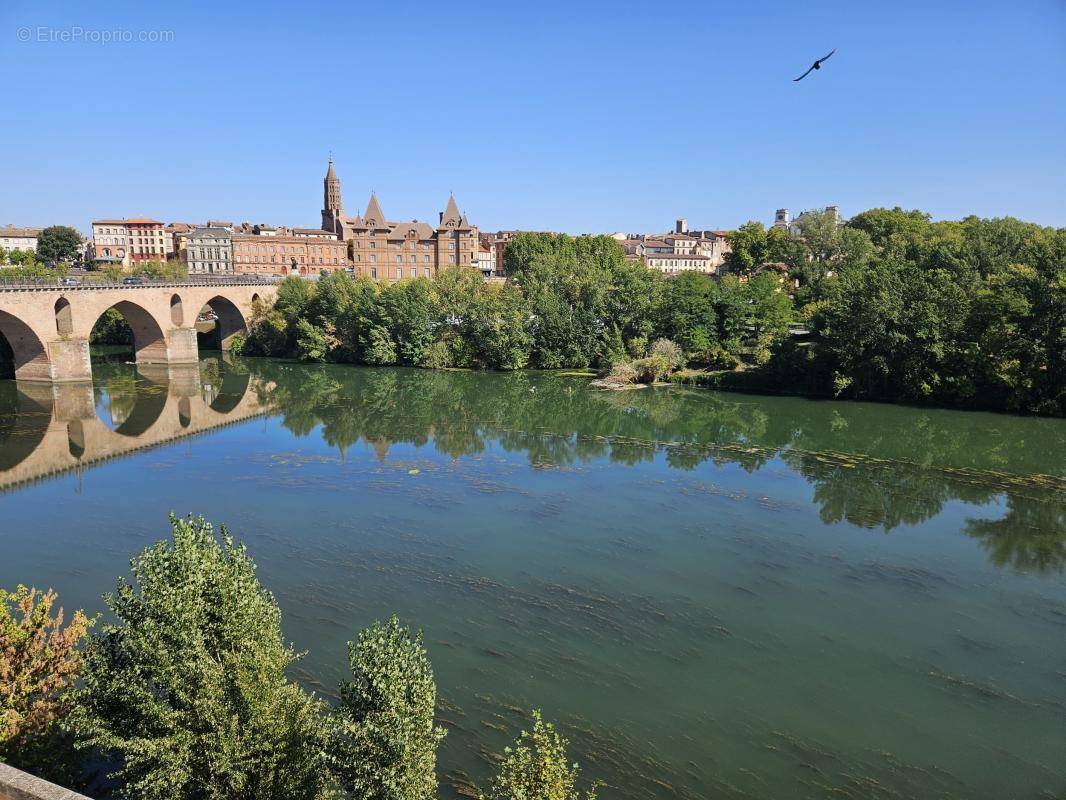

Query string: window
370 254 376 263
371 267 377 279
396 255 402 263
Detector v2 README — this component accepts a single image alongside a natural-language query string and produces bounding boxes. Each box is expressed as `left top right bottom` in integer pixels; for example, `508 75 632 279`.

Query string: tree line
0 515 599 800
243 209 1065 416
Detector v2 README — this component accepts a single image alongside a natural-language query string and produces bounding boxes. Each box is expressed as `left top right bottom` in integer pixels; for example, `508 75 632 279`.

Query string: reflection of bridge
0 281 275 382
0 363 270 490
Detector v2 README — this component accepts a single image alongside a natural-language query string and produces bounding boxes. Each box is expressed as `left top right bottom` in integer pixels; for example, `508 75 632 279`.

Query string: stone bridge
0 362 272 491
0 281 276 382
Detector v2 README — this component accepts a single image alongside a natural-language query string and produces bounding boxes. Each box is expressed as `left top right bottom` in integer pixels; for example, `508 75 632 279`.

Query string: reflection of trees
966 497 1066 574
787 455 998 530
238 360 1066 573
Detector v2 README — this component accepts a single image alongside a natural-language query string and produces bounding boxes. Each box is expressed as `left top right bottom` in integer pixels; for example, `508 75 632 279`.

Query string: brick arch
198 295 248 351
0 310 51 381
92 300 169 364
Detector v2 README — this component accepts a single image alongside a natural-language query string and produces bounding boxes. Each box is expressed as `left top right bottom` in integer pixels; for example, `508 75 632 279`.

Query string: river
1 356 1064 799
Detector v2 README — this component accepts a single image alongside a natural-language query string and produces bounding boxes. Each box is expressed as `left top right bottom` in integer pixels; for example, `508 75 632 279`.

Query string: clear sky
1 0 1063 235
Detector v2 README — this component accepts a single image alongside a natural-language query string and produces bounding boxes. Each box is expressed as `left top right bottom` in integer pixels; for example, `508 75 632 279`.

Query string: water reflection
0 357 267 491
246 362 1066 575
2 359 1065 573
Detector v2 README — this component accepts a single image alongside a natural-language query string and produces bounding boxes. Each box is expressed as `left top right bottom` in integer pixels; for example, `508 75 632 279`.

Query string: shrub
228 333 246 356
481 710 598 800
631 355 672 383
648 338 684 370
0 586 91 785
73 515 332 800
329 616 445 800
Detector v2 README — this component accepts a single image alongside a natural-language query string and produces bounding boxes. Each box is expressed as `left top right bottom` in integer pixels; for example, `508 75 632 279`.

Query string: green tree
35 226 82 266
73 515 332 800
381 279 440 367
329 616 445 800
481 710 597 800
656 272 718 358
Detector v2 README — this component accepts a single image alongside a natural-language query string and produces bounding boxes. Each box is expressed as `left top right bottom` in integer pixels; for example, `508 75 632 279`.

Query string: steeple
323 156 342 215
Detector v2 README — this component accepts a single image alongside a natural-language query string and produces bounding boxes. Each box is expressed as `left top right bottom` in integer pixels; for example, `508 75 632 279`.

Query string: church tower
322 156 343 234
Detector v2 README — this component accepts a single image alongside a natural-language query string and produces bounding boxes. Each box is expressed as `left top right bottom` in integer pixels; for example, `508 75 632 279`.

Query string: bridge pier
166 327 200 364
45 338 93 383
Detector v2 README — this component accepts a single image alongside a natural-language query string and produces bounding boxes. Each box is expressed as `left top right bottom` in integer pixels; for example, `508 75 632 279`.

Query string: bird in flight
793 49 836 81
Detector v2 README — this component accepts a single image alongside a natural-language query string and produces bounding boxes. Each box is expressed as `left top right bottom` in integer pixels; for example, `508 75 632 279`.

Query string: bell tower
322 155 343 233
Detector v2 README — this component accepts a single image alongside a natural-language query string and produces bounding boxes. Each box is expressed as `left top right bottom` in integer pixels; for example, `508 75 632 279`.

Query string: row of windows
368 267 433 280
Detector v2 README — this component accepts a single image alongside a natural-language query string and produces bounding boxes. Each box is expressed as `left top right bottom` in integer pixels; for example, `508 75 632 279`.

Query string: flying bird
793 49 836 82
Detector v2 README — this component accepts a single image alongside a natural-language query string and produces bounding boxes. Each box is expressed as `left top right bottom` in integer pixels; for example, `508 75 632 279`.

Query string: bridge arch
0 310 51 381
94 300 169 364
198 295 248 351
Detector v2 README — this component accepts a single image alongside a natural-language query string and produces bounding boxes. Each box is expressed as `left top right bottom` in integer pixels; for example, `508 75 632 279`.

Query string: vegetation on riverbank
0 515 597 800
244 209 1065 416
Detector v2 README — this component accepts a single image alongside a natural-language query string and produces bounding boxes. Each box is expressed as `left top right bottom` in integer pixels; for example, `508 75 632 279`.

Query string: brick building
319 158 478 281
231 229 346 277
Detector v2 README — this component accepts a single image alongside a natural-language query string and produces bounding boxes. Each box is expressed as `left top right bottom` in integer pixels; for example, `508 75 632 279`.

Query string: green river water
1 356 1064 799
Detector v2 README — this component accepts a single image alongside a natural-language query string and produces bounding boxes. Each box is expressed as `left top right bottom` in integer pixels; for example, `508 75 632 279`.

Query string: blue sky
1 0 1063 234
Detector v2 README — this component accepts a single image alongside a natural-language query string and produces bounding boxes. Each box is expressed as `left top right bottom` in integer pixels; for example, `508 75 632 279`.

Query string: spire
323 156 342 217
364 193 386 227
439 194 462 228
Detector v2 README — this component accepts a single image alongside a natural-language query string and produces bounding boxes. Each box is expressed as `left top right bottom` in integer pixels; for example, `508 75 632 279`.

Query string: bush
481 710 598 800
648 338 683 370
73 515 332 800
329 616 445 800
631 355 672 383
228 333 246 356
0 586 91 786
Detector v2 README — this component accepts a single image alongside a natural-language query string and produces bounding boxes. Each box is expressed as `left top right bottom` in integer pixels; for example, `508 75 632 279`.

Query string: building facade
91 218 167 269
90 220 130 267
621 217 731 275
319 158 478 281
231 230 346 277
0 225 43 254
184 227 233 274
125 219 167 267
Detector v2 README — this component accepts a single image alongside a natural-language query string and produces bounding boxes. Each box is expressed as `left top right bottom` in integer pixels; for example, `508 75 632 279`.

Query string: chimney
675 217 687 234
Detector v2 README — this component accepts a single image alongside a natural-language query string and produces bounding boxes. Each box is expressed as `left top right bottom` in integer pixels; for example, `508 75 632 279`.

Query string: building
125 219 167 267
184 227 233 274
320 158 478 281
91 218 167 269
774 206 840 236
475 233 496 276
90 220 130 267
623 217 731 275
0 225 43 254
165 222 195 260
231 229 346 277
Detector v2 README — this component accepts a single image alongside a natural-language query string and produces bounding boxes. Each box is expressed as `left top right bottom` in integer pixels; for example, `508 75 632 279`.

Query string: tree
656 272 719 358
73 515 332 800
35 226 82 266
1 586 91 786
329 616 445 800
481 710 597 800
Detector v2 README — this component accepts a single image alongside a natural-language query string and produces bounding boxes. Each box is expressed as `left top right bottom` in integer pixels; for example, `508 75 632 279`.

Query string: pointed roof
325 157 337 181
363 193 386 227
439 194 462 228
